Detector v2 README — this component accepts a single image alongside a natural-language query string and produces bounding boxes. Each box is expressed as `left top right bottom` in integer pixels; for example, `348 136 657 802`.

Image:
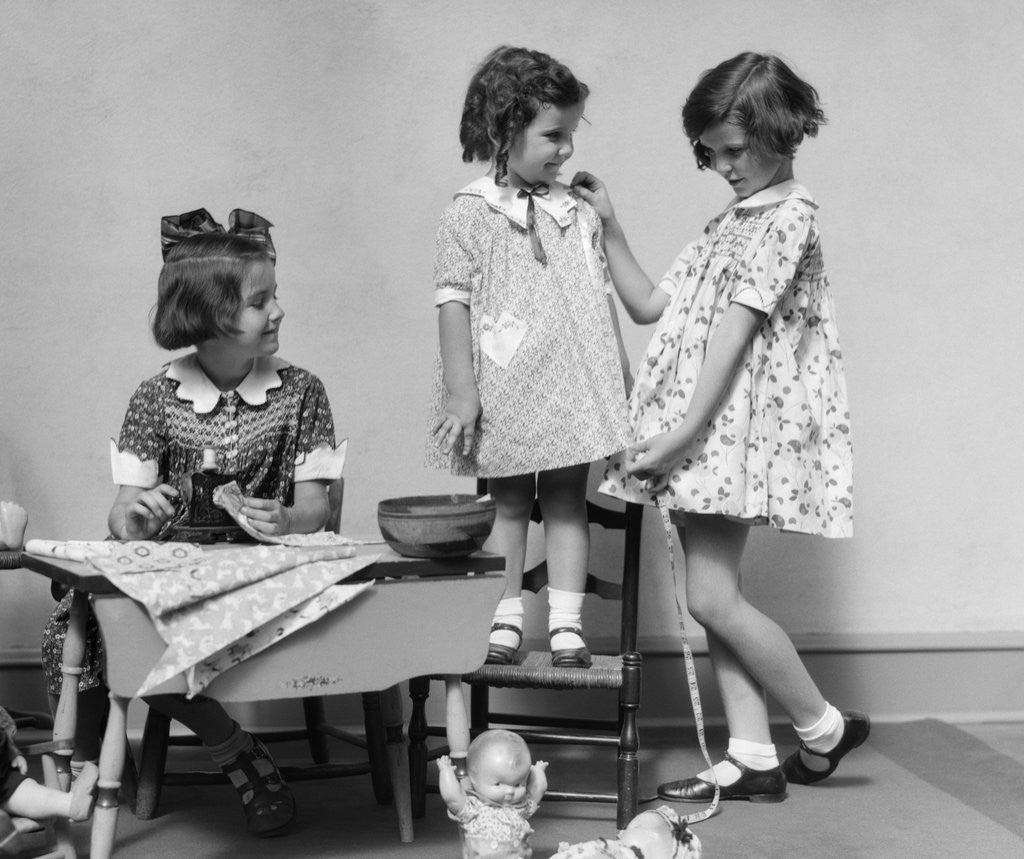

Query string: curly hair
682 52 825 169
460 46 589 186
152 232 273 350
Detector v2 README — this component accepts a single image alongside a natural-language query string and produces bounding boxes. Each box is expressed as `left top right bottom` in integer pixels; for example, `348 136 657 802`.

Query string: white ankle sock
206 722 251 767
547 587 585 650
490 597 524 649
795 703 844 753
697 738 779 785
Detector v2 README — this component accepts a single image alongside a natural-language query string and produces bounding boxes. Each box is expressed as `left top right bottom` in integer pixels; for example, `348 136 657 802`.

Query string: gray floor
14 719 1024 858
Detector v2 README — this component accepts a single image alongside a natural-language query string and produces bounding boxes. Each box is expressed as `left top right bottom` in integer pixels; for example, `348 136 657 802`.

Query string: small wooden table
21 545 506 858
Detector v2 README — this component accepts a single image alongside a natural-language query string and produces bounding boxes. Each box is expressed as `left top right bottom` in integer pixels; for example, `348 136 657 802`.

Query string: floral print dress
599 181 853 538
426 178 631 478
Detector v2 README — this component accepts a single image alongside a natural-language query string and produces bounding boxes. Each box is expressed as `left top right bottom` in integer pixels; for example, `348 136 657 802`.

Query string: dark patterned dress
426 178 631 478
41 355 342 695
599 181 854 538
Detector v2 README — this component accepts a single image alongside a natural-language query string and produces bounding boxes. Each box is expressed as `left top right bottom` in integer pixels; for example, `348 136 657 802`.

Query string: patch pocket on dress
480 311 528 368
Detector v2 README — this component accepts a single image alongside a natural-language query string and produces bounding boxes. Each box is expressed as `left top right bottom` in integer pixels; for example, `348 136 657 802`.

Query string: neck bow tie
517 184 550 265
160 208 275 261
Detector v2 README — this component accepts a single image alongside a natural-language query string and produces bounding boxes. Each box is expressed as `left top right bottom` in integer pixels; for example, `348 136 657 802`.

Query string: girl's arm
627 302 766 488
241 480 330 536
108 484 179 539
572 171 669 325
433 301 481 456
606 295 633 396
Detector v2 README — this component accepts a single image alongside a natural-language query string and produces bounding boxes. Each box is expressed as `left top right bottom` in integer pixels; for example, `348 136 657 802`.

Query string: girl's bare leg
682 514 826 732
484 474 538 658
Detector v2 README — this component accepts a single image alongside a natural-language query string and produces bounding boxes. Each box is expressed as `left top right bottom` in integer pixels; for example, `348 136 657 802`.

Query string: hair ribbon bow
516 184 549 265
160 208 276 261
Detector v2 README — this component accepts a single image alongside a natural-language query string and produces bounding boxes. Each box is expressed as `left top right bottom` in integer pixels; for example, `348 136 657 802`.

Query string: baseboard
4 632 1024 732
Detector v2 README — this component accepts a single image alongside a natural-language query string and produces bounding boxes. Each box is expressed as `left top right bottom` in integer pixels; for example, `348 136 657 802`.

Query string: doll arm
108 484 179 540
437 754 469 813
527 759 548 804
240 481 330 536
626 302 766 488
433 302 481 457
571 171 669 325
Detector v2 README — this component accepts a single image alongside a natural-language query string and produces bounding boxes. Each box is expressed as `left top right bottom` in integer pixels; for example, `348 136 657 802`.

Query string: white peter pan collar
730 179 817 211
456 177 578 229
165 353 289 414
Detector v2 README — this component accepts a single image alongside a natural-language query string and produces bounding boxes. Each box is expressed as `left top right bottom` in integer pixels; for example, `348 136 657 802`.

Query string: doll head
681 51 825 171
460 45 589 186
466 729 532 806
618 806 702 858
152 232 275 351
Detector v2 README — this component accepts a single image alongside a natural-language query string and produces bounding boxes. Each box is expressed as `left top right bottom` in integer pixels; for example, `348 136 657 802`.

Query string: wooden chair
409 477 644 828
132 477 407 824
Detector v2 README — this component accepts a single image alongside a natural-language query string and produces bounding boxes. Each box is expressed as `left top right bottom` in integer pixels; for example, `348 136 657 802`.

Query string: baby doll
549 806 703 859
438 729 547 859
0 706 98 851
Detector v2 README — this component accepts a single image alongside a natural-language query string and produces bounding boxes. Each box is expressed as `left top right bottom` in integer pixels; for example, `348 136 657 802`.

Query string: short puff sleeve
433 204 480 307
730 201 814 316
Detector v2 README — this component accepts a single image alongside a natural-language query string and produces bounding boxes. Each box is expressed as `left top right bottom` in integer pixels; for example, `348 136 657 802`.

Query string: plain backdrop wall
2 1 1021 674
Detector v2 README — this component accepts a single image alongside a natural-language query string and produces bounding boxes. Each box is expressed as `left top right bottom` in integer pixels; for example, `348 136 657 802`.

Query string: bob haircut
682 52 825 169
152 232 273 350
460 45 589 186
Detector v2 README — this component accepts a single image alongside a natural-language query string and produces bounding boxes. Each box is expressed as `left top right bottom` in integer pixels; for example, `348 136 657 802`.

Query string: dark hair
152 232 273 350
460 45 589 186
682 52 825 169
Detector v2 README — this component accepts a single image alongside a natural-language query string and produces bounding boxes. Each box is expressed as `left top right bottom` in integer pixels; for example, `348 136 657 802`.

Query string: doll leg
2 763 98 821
483 473 536 663
536 464 590 665
144 694 295 836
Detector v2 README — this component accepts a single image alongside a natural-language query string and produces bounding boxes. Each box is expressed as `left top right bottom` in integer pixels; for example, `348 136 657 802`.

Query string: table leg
444 676 470 779
90 693 127 859
380 686 413 843
52 591 89 791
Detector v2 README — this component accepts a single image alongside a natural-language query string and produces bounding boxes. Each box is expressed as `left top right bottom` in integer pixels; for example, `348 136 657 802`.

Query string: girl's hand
434 393 481 456
12 753 27 775
624 432 691 492
240 496 292 536
121 484 179 539
570 170 615 222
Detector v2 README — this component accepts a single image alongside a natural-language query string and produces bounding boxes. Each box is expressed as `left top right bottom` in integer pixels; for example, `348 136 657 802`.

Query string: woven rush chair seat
409 474 644 828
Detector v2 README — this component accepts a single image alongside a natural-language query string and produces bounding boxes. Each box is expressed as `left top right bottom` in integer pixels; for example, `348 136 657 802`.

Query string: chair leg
361 692 392 806
302 697 330 764
469 683 491 733
407 676 430 819
380 686 413 843
616 652 642 829
134 708 171 820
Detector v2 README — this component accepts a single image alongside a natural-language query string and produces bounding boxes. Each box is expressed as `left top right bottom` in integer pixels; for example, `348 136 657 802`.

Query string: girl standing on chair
41 212 346 836
575 52 868 802
427 45 632 671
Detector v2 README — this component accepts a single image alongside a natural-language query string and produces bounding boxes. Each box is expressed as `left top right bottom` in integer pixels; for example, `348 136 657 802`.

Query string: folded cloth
89 544 358 614
27 539 380 698
25 539 204 566
183 580 372 696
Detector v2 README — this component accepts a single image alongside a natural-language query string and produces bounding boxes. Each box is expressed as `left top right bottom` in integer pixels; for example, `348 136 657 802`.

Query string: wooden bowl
377 494 497 558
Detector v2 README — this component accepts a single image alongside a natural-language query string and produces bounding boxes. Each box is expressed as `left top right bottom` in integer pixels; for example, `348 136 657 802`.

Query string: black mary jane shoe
658 753 788 803
550 627 592 668
485 623 523 665
782 710 871 785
